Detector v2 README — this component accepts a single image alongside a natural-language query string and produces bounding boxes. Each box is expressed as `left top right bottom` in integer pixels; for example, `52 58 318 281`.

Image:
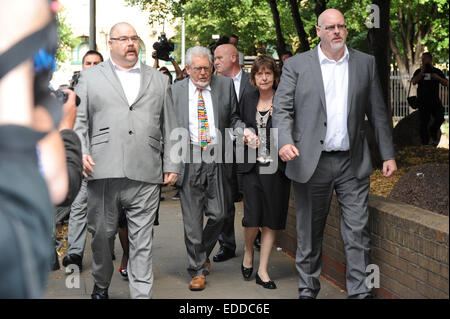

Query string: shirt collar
318 42 349 64
189 78 211 96
233 68 243 82
110 58 141 72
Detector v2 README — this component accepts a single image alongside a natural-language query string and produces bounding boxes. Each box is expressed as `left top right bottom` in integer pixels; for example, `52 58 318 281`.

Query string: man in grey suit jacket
170 46 245 291
74 22 180 299
272 9 397 299
212 44 256 262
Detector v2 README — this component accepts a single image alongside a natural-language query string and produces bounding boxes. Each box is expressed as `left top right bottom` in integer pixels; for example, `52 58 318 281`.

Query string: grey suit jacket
74 59 181 184
272 46 395 183
170 74 245 185
238 71 254 102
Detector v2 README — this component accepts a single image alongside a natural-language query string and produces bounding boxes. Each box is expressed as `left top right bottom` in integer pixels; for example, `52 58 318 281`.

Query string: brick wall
275 191 449 299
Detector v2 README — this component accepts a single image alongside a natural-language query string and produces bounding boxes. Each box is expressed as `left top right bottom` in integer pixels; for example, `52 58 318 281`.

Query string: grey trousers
67 179 88 256
87 178 160 299
180 162 227 277
218 164 237 252
293 151 372 299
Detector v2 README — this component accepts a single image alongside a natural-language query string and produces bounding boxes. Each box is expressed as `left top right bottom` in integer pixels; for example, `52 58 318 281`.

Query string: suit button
320 140 324 144
129 130 133 135
129 106 133 111
324 122 327 127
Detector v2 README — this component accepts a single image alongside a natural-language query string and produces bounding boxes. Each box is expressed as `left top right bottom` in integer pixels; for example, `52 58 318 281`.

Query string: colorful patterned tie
197 89 211 149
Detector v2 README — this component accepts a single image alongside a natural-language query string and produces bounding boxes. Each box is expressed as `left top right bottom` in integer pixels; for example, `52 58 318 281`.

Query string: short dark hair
82 50 104 64
250 55 280 90
422 52 432 60
230 34 239 40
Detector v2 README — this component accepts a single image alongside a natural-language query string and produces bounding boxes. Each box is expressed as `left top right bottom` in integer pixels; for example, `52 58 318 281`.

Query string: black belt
322 150 349 154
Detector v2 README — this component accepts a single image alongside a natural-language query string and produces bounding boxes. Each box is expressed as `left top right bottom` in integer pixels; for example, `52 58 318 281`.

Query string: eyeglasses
110 36 139 43
320 24 347 32
192 66 210 73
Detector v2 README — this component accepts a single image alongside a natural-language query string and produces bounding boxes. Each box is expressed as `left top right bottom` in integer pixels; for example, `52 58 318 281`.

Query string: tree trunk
366 0 392 165
288 0 310 52
313 0 327 20
389 2 435 93
368 0 392 129
266 0 286 58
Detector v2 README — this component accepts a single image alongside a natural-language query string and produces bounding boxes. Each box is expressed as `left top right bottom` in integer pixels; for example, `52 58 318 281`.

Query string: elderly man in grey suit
212 44 256 263
272 9 397 299
170 46 245 291
74 22 180 299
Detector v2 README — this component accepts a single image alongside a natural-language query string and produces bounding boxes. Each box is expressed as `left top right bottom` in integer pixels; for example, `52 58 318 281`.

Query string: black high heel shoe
241 250 254 281
255 272 277 289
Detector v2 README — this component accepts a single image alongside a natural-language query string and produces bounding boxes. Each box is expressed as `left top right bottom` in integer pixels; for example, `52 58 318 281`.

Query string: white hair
185 46 212 66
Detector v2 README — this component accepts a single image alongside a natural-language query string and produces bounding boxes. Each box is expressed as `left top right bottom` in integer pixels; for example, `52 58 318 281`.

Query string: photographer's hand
152 51 159 69
58 89 78 131
170 57 184 80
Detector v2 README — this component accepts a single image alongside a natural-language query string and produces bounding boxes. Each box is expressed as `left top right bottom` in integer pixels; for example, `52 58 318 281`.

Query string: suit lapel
133 64 154 106
210 75 220 131
239 71 249 101
100 60 128 105
347 49 357 117
309 47 327 114
180 80 190 130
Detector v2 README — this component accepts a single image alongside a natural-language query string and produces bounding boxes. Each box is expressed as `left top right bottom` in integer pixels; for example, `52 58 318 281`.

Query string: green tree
126 0 448 71
389 0 449 90
56 13 76 66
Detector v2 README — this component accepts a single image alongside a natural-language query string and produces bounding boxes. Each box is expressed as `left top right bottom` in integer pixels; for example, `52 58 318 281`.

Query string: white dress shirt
188 79 217 144
232 68 243 102
318 43 350 151
110 58 141 106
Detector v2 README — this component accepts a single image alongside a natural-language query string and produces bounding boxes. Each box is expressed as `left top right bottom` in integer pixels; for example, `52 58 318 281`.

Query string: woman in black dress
237 55 291 289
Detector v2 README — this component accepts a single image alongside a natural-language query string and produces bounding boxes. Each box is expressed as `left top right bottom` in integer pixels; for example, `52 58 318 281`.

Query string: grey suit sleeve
162 82 182 174
73 72 90 155
366 56 395 161
272 59 297 150
58 129 83 207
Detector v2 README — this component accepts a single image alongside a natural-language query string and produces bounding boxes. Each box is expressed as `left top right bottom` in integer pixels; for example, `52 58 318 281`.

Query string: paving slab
45 189 346 299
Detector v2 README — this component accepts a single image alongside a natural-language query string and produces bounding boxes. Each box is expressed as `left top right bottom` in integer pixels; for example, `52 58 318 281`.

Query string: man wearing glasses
170 46 245 291
273 9 397 299
74 22 180 299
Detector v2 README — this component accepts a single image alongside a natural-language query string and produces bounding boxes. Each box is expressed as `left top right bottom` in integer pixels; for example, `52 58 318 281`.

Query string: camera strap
0 22 53 81
0 17 62 129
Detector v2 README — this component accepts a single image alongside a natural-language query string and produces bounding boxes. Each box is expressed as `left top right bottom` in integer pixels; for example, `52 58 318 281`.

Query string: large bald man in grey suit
74 22 180 299
272 9 397 299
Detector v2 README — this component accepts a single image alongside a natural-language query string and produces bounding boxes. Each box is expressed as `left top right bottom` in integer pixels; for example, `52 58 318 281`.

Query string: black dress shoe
241 264 253 280
241 250 254 280
91 285 109 299
255 272 277 289
298 295 315 299
213 247 236 262
62 253 83 272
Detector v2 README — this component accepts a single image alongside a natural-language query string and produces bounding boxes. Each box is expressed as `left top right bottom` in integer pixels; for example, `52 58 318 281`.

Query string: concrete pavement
45 188 346 299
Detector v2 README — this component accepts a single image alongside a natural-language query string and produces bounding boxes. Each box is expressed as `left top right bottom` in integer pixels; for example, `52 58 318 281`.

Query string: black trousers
418 101 444 144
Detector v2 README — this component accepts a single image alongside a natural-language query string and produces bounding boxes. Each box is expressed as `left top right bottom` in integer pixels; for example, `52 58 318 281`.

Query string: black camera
52 87 81 107
153 32 174 61
69 71 81 87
